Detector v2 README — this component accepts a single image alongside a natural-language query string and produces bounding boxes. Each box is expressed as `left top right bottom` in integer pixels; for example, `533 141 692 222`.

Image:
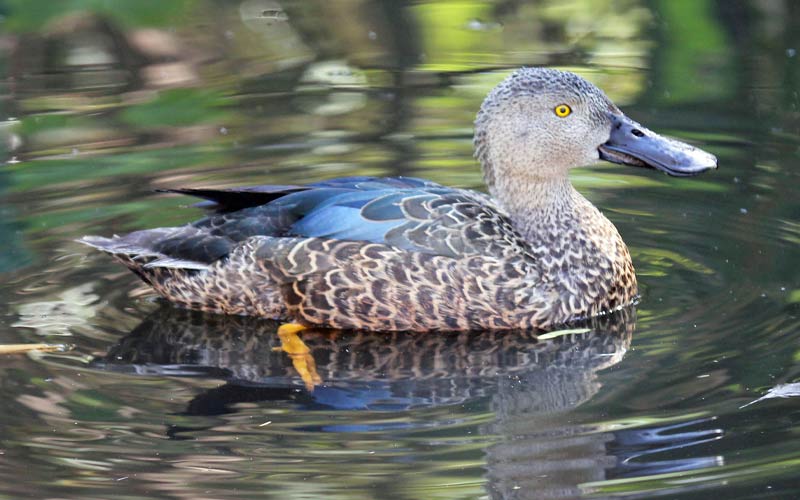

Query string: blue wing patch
289 189 413 243
169 176 483 255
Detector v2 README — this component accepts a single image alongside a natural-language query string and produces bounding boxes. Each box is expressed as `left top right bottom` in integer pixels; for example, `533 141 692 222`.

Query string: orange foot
273 323 322 391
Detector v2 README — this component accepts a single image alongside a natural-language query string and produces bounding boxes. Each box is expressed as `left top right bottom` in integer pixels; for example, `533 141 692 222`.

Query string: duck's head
474 67 717 201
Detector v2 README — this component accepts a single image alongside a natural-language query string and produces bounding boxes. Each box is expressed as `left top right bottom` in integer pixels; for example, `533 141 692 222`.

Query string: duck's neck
490 176 594 242
490 174 639 317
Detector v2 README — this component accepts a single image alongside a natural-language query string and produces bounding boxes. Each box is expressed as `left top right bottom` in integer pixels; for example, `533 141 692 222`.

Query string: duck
80 67 717 335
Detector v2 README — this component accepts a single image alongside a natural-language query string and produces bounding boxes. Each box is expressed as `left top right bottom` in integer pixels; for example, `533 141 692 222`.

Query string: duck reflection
94 306 632 408
91 306 723 498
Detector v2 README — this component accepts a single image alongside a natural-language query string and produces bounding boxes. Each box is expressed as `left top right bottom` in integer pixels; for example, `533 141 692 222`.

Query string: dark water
2 1 800 498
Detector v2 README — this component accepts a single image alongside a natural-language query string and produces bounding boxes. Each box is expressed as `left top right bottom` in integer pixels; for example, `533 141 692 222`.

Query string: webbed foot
273 323 322 391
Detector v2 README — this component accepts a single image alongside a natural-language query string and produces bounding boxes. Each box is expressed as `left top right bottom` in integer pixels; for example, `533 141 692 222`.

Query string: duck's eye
554 104 572 118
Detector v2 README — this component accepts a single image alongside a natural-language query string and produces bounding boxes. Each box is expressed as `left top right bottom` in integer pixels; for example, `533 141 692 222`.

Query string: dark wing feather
162 176 442 213
158 185 309 213
84 176 531 269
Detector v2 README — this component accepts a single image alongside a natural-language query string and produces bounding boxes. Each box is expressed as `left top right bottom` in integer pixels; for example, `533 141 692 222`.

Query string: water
1 1 799 498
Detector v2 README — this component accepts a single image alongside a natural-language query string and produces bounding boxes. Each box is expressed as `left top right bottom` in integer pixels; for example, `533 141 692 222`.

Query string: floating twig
0 343 69 355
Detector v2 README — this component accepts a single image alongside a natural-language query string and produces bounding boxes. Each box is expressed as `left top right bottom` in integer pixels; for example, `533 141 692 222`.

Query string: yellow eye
554 104 572 117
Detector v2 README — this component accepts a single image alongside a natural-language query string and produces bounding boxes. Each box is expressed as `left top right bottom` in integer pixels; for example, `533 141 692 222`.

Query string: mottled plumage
80 67 716 332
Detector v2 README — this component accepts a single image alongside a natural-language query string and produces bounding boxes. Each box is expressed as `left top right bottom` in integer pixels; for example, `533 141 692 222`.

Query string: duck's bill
598 113 717 177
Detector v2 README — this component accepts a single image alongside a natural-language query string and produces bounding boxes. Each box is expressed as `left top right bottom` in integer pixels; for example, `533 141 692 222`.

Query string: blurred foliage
119 89 231 128
650 0 736 103
1 0 195 31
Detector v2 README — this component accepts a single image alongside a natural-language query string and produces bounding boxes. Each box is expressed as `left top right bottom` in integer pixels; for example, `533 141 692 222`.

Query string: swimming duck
81 68 716 333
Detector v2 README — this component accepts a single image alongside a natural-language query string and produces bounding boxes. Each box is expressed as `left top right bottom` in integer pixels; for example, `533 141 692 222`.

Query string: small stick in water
0 343 68 355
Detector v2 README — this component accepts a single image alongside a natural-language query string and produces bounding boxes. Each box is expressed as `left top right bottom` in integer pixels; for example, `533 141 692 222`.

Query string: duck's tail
77 230 211 271
78 234 159 257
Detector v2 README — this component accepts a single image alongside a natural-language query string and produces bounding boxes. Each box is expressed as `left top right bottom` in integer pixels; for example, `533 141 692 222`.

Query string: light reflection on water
2 0 800 498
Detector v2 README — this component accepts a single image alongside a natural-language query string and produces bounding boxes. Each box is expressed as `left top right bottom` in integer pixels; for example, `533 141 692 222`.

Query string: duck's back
82 176 570 331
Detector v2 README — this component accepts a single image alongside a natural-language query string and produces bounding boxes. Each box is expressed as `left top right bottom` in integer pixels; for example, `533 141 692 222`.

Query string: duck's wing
159 185 309 213
159 176 440 213
81 176 532 270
